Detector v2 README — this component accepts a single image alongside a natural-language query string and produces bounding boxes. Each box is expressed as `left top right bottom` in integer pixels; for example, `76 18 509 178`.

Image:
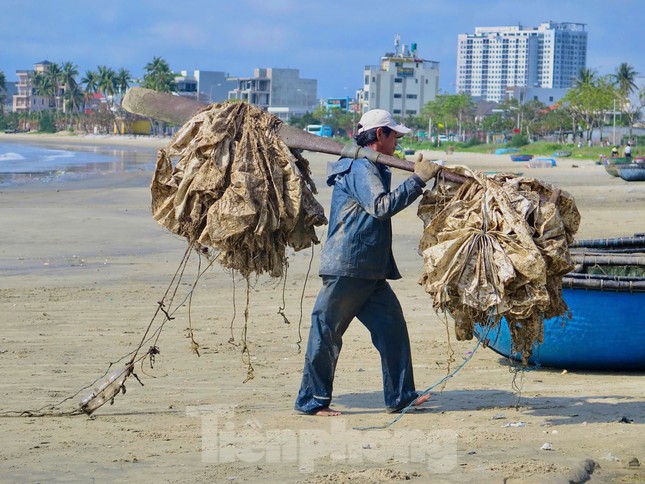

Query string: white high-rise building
360 35 440 117
456 21 587 102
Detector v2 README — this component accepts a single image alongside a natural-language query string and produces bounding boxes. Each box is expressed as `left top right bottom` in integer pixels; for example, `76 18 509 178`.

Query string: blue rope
353 325 490 431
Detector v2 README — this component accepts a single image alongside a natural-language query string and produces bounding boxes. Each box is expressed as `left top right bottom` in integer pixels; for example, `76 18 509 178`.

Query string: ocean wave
0 152 26 161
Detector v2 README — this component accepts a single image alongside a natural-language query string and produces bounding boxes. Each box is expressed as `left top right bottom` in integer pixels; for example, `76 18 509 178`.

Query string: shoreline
0 131 170 149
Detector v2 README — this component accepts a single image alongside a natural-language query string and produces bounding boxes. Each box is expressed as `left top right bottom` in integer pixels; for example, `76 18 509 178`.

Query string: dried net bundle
150 101 328 278
417 167 580 363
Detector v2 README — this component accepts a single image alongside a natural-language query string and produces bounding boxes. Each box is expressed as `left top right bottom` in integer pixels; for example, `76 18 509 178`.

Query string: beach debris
418 168 580 363
491 412 506 420
603 452 620 462
502 421 526 428
618 416 634 423
79 366 131 415
628 457 640 467
151 101 327 278
540 442 553 451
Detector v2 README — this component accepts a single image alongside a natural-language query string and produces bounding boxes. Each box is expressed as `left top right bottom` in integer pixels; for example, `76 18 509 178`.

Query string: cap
356 109 410 137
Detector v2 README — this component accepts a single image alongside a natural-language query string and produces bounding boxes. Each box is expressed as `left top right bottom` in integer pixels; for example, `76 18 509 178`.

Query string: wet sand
0 134 643 483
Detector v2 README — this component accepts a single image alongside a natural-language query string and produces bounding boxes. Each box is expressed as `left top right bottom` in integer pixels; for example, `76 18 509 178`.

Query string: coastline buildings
227 68 317 122
174 70 237 103
12 60 55 113
456 21 587 102
360 36 440 117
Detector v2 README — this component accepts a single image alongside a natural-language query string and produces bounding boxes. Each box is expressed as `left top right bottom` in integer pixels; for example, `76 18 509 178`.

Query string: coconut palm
613 62 639 96
115 68 132 96
81 70 99 94
63 82 85 114
59 62 78 113
80 69 100 115
45 62 63 111
0 70 6 115
572 67 596 88
32 71 55 102
141 56 176 92
97 65 117 107
612 63 641 139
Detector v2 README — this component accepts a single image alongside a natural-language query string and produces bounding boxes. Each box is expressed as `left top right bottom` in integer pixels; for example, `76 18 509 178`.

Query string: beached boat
617 163 645 182
553 150 572 157
495 148 519 155
602 157 632 177
510 154 534 162
474 235 645 371
527 158 556 168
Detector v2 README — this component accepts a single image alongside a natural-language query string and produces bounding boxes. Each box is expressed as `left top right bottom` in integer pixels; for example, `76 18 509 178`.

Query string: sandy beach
0 133 643 483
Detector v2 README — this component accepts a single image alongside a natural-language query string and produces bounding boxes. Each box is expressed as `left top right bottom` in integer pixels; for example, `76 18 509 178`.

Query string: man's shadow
334 364 644 424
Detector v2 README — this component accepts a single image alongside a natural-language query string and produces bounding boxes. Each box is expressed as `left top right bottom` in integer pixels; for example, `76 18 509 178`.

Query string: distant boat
527 158 557 168
474 235 645 371
510 154 534 162
495 148 519 155
617 163 645 182
602 157 632 177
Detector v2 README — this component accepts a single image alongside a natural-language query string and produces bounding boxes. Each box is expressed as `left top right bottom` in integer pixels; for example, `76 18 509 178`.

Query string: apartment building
12 60 55 113
456 21 587 102
360 36 440 117
228 68 317 122
174 70 237 103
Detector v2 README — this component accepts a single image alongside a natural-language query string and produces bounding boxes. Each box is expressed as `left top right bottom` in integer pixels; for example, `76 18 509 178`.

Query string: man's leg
294 276 372 415
357 280 426 412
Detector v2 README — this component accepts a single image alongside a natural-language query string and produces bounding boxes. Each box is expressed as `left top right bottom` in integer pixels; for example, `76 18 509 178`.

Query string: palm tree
141 56 176 92
115 68 132 96
81 70 99 94
63 82 85 114
45 62 63 111
97 65 117 108
0 70 6 115
59 62 78 113
32 72 55 103
572 67 596 88
612 63 640 139
613 62 639 96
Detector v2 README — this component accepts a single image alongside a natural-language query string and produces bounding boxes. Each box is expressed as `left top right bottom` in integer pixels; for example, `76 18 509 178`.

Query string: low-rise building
228 68 317 122
12 60 55 113
175 70 237 103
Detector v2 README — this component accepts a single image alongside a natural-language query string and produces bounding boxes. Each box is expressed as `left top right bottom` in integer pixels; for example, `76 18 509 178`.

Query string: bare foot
313 406 342 417
413 393 430 406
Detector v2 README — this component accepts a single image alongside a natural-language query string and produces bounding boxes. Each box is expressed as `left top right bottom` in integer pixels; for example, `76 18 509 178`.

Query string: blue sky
2 0 643 99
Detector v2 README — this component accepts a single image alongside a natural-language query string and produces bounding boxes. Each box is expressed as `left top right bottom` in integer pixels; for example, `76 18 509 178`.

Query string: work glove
413 153 441 183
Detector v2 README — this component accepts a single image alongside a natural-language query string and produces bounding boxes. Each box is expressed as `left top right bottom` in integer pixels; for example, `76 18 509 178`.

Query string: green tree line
0 57 177 133
1 60 642 143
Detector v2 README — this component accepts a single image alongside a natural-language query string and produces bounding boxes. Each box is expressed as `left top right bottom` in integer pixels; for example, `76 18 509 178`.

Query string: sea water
0 140 158 186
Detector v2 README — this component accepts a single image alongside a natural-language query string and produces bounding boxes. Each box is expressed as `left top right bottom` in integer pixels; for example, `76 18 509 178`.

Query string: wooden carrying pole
121 87 467 184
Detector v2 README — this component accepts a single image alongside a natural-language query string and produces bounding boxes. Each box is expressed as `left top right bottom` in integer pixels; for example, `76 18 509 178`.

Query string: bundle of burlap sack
150 102 327 278
417 167 580 362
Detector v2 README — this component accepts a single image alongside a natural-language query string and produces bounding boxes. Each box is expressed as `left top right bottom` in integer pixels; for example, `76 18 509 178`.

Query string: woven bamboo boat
510 154 534 162
475 235 645 370
617 163 645 182
602 157 632 177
